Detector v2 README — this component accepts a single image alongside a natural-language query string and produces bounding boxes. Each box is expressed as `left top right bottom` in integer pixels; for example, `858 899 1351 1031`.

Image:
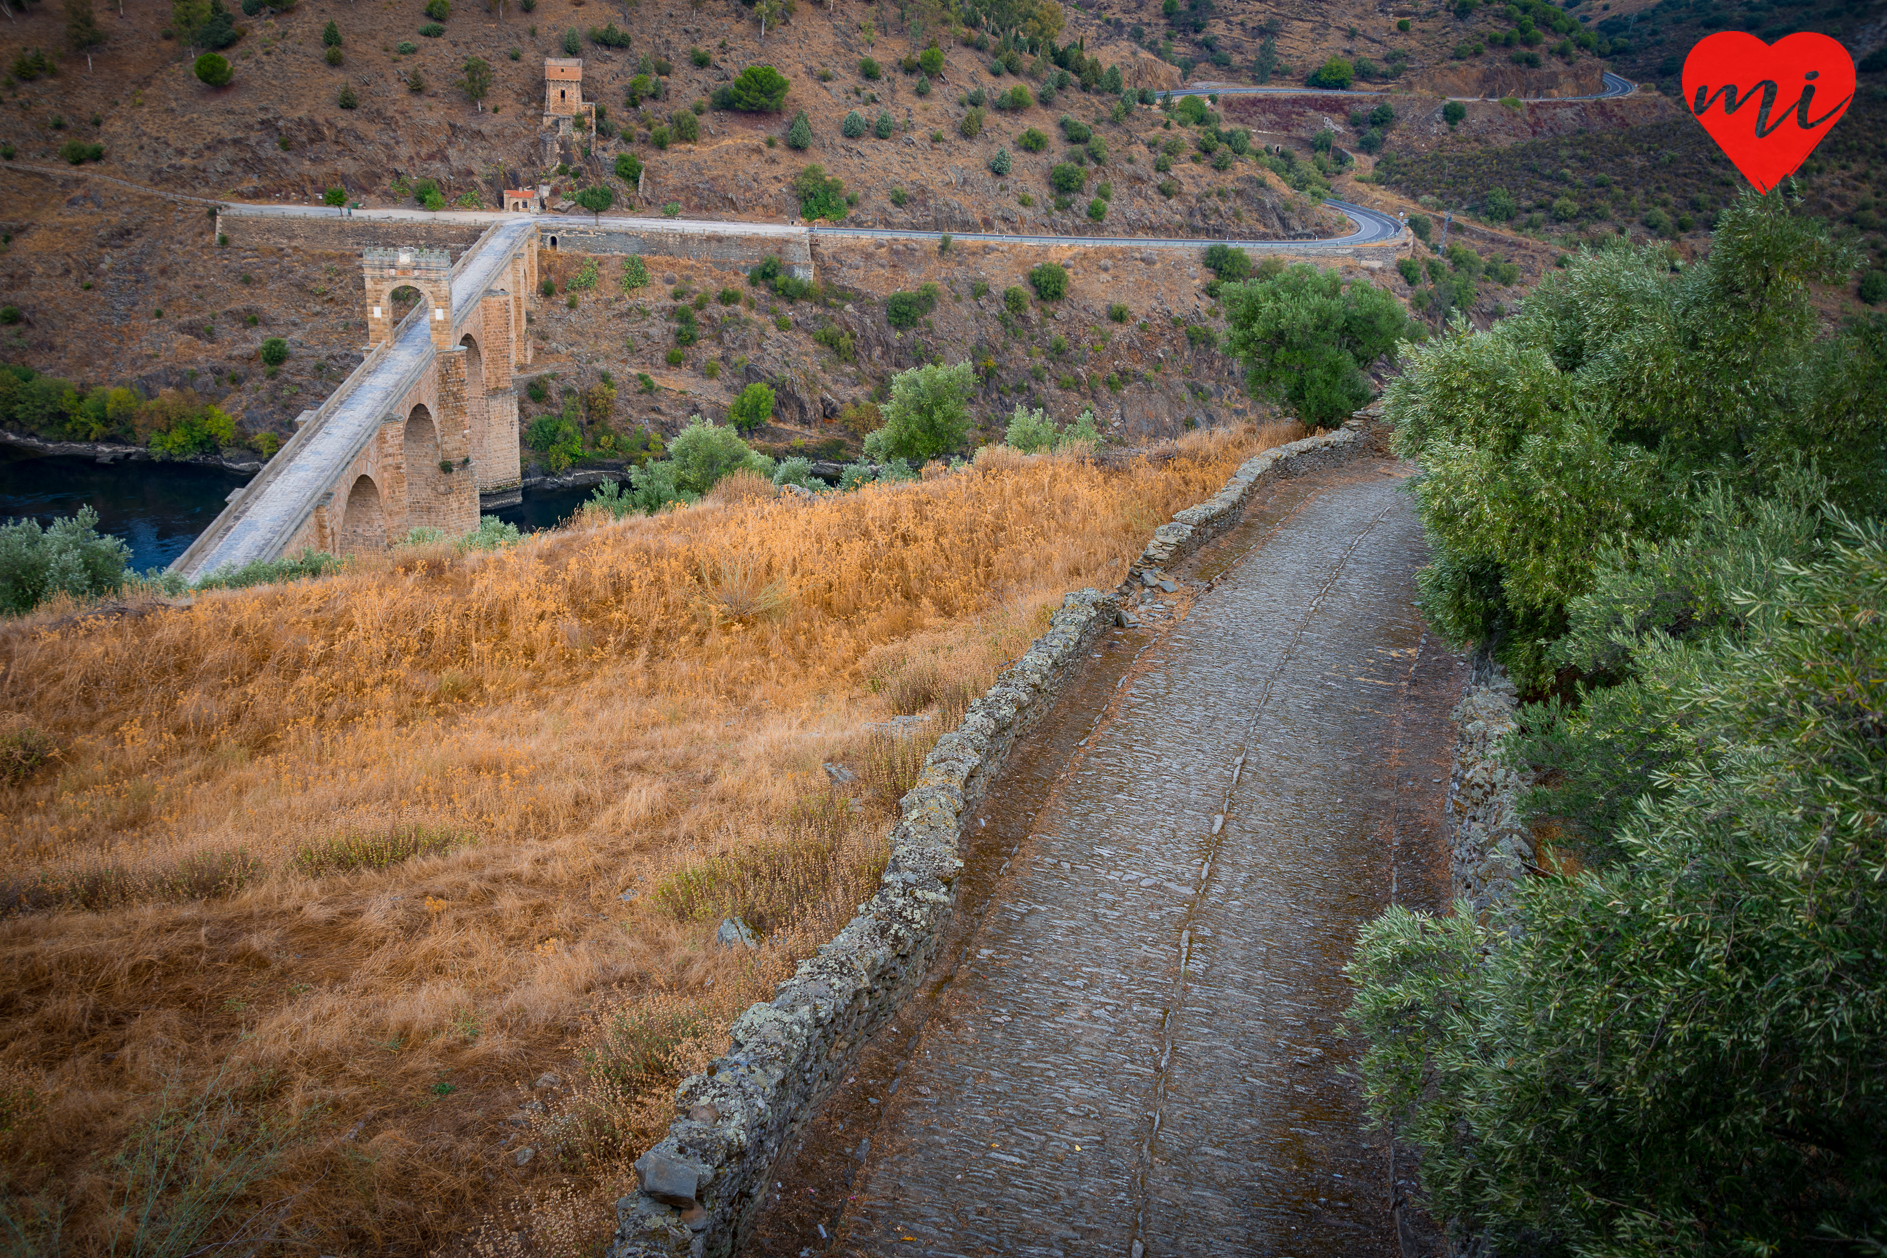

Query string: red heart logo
1683 32 1854 193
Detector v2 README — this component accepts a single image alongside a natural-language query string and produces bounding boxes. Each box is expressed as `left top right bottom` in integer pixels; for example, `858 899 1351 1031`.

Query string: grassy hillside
0 425 1297 1256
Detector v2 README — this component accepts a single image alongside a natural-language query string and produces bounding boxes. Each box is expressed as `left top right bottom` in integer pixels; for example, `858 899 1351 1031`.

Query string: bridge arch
338 473 386 556
403 405 450 532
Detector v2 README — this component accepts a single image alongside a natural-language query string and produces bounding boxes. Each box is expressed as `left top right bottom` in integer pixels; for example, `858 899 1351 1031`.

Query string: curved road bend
746 455 1464 1257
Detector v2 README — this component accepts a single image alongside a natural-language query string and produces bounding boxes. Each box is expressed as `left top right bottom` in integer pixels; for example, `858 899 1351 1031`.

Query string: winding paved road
18 164 1400 252
747 455 1464 1258
1161 69 1633 101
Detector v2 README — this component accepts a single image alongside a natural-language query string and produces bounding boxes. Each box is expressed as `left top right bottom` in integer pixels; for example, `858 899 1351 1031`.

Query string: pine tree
785 109 812 150
322 19 342 46
988 147 1011 176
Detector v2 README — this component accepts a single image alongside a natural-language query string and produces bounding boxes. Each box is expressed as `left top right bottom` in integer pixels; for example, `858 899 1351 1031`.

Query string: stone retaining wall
605 419 1376 1258
213 212 489 257
541 223 814 278
1445 655 1538 918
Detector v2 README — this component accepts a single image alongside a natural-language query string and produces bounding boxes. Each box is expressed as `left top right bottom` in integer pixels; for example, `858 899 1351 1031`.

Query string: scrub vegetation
1350 191 1887 1256
0 422 1297 1255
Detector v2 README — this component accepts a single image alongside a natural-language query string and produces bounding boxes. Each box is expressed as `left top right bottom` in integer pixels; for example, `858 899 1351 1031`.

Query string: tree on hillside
1222 264 1410 427
458 54 492 106
1306 56 1353 89
574 184 613 223
171 0 209 47
727 382 775 434
193 50 232 86
753 0 784 41
863 362 976 463
65 0 104 71
716 64 790 112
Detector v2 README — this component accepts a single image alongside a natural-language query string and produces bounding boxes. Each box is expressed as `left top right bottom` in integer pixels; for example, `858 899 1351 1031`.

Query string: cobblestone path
748 458 1461 1258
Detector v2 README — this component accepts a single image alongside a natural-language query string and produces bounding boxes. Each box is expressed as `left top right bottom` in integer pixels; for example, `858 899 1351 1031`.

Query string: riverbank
0 428 266 475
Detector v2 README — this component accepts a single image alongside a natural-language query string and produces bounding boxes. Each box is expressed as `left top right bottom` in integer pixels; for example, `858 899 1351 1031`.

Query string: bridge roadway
744 454 1463 1258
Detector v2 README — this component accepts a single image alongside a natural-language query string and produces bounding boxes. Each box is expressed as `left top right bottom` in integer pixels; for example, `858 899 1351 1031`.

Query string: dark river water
0 446 603 572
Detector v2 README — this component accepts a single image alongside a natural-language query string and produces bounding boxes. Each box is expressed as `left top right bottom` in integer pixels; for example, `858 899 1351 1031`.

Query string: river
0 447 601 572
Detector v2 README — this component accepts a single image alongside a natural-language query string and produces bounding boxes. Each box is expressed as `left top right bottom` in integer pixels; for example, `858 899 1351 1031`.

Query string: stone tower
543 57 595 134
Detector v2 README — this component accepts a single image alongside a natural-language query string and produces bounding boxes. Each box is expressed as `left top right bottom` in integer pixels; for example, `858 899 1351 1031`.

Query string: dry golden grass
0 423 1299 1255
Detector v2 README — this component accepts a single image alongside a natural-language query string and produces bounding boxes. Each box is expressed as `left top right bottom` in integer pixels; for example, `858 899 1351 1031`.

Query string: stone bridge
169 218 540 581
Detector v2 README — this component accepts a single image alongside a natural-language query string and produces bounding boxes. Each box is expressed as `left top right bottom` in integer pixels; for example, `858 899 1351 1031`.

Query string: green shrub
875 110 895 138
0 727 56 784
1003 285 1029 315
1049 163 1084 193
691 47 712 67
193 53 232 87
1381 190 1880 684
885 286 937 328
861 361 975 463
717 64 790 112
793 164 846 221
1087 197 1105 221
727 382 776 434
664 416 772 495
1002 403 1058 452
1202 243 1251 282
1028 263 1067 301
0 506 131 615
859 56 880 79
1442 100 1466 128
918 45 943 76
419 21 445 37
959 107 985 139
1222 262 1409 427
258 337 288 367
1016 126 1048 152
324 45 343 65
338 82 359 108
1058 115 1091 144
1861 270 1887 305
785 109 812 149
614 151 643 185
1108 302 1128 323
58 139 105 164
1305 56 1352 88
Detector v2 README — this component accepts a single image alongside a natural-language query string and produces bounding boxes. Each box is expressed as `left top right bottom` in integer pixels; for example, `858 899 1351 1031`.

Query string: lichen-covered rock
1446 665 1537 920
